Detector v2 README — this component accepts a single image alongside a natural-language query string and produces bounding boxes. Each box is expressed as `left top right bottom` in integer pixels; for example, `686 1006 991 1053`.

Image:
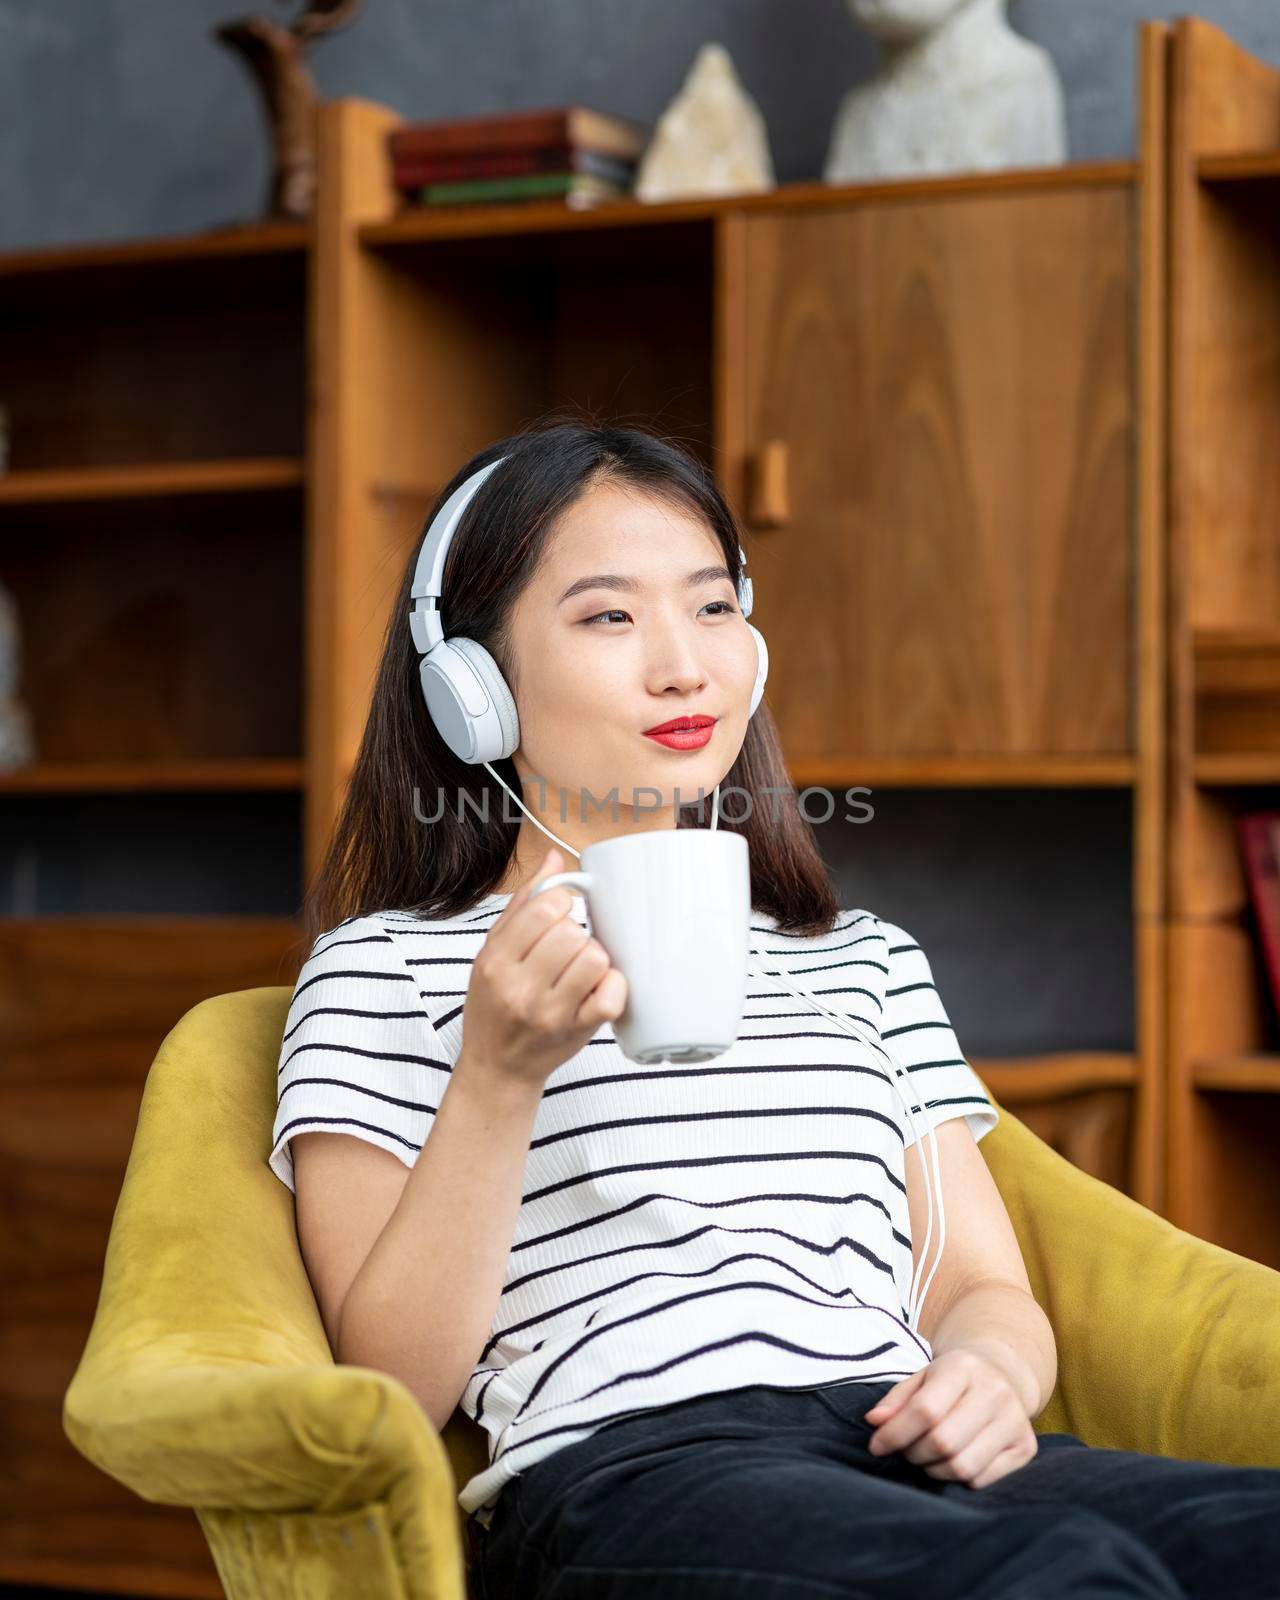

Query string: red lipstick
643 714 716 751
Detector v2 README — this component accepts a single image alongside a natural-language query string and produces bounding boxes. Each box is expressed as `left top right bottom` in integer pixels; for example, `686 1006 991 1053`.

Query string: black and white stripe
269 894 998 1526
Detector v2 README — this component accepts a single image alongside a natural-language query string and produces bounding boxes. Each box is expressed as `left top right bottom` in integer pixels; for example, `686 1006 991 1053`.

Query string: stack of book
388 105 650 211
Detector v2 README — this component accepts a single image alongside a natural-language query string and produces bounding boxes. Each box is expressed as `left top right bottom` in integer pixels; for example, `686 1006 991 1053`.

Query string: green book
418 172 619 205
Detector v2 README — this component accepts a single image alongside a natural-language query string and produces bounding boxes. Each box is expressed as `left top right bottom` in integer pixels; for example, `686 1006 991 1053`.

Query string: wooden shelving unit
0 223 314 1591
6 17 1279 1593
309 97 1160 1223
1163 17 1280 1271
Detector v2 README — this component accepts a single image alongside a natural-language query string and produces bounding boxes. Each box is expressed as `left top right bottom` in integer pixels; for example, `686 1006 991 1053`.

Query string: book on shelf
388 104 647 211
392 144 637 190
413 171 631 210
388 105 649 163
1236 808 1280 1036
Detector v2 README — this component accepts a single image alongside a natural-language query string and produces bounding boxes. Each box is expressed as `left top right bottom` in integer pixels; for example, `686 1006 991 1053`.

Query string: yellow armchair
64 987 1280 1600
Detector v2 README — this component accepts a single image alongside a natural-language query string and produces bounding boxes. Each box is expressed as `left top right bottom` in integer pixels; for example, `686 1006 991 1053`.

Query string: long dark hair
300 415 840 947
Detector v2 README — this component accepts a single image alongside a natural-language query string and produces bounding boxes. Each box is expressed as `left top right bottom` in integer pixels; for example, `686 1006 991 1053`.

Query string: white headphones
405 450 943 1337
407 453 769 765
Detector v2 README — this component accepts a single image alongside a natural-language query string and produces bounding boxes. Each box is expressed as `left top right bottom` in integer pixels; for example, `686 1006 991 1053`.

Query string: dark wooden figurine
216 0 365 221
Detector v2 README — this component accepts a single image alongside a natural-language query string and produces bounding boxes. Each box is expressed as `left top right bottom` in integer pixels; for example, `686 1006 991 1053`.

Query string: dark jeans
472 1378 1280 1599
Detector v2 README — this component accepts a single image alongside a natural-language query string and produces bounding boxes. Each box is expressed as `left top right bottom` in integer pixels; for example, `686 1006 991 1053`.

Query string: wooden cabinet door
736 188 1133 763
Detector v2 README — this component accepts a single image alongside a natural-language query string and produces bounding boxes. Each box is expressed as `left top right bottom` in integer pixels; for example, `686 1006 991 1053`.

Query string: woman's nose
647 632 707 695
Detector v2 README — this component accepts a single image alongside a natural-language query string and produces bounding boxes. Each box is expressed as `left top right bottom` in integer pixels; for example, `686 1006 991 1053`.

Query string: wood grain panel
0 919 302 1592
740 189 1133 761
1133 20 1172 1213
1186 183 1280 631
1177 16 1280 156
1176 782 1280 922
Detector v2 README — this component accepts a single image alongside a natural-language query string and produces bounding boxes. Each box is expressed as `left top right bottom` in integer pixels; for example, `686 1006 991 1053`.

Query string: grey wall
2 1 1280 251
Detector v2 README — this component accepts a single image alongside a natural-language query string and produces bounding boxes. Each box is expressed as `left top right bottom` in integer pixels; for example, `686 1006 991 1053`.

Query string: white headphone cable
478 761 945 1337
708 788 945 1335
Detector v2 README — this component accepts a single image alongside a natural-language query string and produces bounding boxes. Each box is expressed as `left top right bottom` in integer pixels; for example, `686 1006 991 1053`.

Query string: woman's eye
582 601 738 627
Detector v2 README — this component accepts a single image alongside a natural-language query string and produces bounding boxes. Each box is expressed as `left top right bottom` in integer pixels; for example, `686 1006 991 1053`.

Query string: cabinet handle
748 440 790 528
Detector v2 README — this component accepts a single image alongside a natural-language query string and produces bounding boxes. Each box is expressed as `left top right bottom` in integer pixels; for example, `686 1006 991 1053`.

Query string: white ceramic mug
529 830 751 1064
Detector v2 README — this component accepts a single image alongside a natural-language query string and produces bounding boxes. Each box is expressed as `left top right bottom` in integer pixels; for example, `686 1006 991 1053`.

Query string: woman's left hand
861 1348 1038 1490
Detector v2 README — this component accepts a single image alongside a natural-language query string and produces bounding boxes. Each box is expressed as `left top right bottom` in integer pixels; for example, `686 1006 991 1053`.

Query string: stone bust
825 0 1067 182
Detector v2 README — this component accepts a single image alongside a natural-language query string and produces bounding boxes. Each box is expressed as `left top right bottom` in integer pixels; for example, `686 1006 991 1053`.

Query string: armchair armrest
981 1099 1280 1466
62 987 472 1598
64 1350 467 1600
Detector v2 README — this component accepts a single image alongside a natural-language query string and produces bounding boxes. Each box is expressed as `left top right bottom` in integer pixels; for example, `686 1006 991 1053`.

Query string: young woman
271 418 1280 1599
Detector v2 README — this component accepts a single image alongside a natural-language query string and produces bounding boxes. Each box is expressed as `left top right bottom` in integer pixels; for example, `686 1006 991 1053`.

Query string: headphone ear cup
747 623 768 718
419 635 520 763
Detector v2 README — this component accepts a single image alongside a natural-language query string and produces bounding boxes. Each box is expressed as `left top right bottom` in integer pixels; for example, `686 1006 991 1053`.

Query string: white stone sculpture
635 42 775 203
0 579 35 773
825 0 1067 183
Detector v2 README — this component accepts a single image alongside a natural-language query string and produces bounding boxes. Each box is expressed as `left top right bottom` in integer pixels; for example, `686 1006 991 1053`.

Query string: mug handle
528 871 593 900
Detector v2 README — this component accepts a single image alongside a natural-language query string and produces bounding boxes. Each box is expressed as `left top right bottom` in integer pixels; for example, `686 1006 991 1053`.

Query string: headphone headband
408 453 753 658
408 455 508 656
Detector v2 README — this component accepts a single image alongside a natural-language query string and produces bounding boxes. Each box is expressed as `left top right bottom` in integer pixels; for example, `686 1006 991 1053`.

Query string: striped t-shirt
269 892 998 1528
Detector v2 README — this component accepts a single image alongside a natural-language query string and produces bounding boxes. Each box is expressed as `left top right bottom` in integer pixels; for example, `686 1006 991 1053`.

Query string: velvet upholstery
63 987 1280 1599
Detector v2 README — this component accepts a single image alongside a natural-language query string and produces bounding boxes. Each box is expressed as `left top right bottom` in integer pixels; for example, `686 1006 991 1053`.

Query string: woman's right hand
461 847 628 1093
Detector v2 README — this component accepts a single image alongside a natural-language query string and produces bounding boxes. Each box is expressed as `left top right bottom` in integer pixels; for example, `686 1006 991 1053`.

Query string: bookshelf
6 17 1278 1591
315 95 1159 1211
1164 17 1280 1271
0 225 313 1590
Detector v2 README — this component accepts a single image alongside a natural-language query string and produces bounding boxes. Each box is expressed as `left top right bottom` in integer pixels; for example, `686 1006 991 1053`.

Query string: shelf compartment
977 1052 1136 1192
1 494 302 765
0 245 306 470
1169 1086 1280 1270
0 792 304 917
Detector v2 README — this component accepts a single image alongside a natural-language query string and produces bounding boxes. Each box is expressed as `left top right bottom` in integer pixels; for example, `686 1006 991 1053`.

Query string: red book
392 145 635 187
388 105 649 164
1237 809 1280 1028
